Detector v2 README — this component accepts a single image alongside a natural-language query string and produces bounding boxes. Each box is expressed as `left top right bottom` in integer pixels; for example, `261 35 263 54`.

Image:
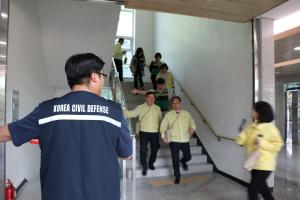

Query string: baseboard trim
193 133 249 188
215 169 249 187
16 178 28 194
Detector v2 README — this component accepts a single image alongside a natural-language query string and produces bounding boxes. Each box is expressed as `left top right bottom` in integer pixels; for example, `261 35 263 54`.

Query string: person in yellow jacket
236 101 283 200
156 63 174 98
160 96 196 184
125 91 162 176
113 38 126 81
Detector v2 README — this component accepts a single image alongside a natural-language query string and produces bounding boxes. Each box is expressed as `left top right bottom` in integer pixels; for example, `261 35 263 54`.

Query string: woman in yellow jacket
236 101 283 200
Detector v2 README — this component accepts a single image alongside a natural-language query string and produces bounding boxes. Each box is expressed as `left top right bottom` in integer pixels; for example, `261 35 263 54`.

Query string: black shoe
142 168 147 176
181 161 189 171
174 178 180 184
149 163 155 170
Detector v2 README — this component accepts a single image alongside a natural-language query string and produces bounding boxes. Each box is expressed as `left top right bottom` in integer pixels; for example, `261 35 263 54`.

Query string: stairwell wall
154 13 257 184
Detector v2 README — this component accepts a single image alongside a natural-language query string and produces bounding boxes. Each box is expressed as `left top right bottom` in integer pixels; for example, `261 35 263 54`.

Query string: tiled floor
17 145 300 200
274 143 300 200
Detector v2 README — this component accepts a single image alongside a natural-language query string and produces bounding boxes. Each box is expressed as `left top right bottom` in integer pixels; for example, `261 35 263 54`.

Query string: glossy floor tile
17 145 300 200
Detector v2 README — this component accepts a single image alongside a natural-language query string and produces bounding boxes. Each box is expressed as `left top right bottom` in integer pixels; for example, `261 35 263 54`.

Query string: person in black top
149 53 162 90
130 47 146 90
0 53 133 200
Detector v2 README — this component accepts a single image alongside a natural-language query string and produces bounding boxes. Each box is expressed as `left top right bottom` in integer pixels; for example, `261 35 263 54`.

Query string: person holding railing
124 91 162 176
113 38 126 81
236 101 283 200
160 96 196 184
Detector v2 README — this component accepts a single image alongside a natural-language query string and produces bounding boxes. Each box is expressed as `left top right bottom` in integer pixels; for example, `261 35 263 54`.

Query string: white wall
6 0 121 187
155 13 254 183
38 0 121 89
6 0 52 186
135 10 155 82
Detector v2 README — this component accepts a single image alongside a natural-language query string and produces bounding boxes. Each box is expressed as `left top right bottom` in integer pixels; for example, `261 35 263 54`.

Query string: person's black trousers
248 170 275 200
151 74 157 90
139 132 160 169
134 70 144 89
170 142 192 179
114 58 123 81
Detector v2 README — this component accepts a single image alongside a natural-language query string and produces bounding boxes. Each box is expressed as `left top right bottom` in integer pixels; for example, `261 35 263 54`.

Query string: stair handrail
110 58 136 181
174 78 235 142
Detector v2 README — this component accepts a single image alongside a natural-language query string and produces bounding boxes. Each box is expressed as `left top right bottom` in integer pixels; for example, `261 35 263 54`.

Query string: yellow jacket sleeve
236 131 247 146
189 114 196 130
159 109 162 122
259 129 283 153
160 115 169 139
125 106 140 119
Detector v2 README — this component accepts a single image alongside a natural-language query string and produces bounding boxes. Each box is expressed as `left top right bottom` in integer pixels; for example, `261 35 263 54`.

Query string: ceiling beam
274 26 300 41
125 0 288 22
275 58 300 68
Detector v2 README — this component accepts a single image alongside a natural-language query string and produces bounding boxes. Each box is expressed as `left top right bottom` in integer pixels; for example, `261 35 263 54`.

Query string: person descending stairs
122 82 213 181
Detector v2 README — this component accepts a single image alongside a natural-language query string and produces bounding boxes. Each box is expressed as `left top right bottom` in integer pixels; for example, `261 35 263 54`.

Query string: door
286 87 300 144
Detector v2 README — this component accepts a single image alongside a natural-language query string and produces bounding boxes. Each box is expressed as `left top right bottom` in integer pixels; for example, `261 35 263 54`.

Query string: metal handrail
174 78 235 142
110 58 136 181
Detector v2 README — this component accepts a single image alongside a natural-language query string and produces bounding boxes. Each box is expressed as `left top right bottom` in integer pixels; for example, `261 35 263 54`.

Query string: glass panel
110 59 136 181
116 11 133 37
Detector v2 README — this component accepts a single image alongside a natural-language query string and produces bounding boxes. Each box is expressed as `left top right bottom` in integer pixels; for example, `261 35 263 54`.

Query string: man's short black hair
253 101 274 123
65 53 105 89
118 38 124 43
145 91 155 97
171 96 181 103
156 78 165 85
155 52 162 59
160 63 168 70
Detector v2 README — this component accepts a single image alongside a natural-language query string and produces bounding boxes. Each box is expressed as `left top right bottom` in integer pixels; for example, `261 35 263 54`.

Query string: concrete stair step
130 154 207 168
135 146 202 158
133 163 213 179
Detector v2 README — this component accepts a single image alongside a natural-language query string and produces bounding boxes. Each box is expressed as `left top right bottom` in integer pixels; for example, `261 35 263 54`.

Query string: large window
116 6 135 78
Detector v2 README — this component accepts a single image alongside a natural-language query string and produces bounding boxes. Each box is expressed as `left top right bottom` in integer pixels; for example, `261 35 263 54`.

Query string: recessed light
1 12 8 19
0 41 7 45
294 46 300 51
0 55 6 58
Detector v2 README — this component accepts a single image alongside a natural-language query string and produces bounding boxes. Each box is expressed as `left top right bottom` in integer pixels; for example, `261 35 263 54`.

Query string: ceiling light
275 71 280 74
0 55 7 58
0 65 6 67
1 12 8 19
0 41 7 45
294 46 300 51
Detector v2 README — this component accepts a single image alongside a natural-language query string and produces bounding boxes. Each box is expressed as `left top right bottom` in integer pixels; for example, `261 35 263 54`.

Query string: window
115 6 135 78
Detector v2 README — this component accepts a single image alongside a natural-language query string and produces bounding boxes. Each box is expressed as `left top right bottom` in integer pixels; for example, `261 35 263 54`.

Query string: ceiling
275 29 300 77
125 0 288 22
275 32 300 63
260 0 300 20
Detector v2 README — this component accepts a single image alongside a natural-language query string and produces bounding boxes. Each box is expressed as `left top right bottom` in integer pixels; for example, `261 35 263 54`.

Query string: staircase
122 82 213 178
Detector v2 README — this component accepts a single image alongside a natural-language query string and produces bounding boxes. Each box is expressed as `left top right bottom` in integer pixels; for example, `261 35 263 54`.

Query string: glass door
286 86 300 144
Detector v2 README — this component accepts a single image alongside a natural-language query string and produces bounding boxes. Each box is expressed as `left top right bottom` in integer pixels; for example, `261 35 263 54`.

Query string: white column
255 17 276 188
258 18 275 107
